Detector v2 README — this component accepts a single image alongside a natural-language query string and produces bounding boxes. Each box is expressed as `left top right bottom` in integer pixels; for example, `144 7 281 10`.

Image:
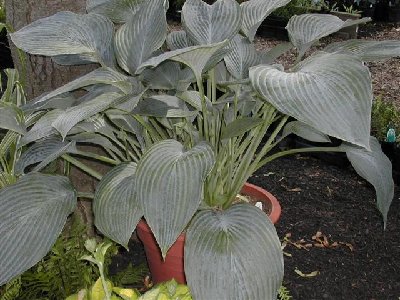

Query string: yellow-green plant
66 239 192 300
371 96 400 142
0 0 5 24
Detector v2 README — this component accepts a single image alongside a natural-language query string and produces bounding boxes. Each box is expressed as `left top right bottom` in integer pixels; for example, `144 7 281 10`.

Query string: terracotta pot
136 182 281 284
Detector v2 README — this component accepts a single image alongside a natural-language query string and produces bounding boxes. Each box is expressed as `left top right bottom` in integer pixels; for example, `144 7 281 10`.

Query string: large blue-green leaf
19 110 67 146
22 94 78 113
166 30 194 50
133 95 197 118
15 139 77 174
68 132 125 159
324 39 400 62
52 92 122 139
141 61 194 90
33 67 132 105
87 0 144 23
221 117 263 140
10 12 114 67
93 163 141 247
177 90 212 111
224 34 260 79
282 121 330 142
182 0 241 45
185 203 283 300
136 140 215 257
0 174 76 285
0 103 26 134
341 137 394 228
240 0 291 42
250 52 372 149
286 14 370 57
114 0 167 74
136 41 228 81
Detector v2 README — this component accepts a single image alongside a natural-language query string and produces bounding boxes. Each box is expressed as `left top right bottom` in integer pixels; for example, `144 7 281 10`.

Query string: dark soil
250 154 400 300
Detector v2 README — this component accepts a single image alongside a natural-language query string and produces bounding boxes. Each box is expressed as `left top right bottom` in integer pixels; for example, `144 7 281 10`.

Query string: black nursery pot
373 1 389 21
293 137 350 168
381 141 400 185
388 7 400 22
360 6 375 18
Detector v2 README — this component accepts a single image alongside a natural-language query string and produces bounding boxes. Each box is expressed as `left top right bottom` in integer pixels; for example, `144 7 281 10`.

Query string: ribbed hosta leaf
136 41 228 81
0 174 76 285
10 12 114 66
34 68 132 105
72 115 116 139
177 90 212 111
185 203 283 300
224 35 260 79
250 52 372 149
22 94 78 113
241 0 291 42
136 140 215 257
106 113 146 151
110 92 145 113
52 92 122 139
341 137 394 228
114 0 167 74
166 31 194 50
133 95 197 118
282 121 330 142
222 117 263 140
16 139 77 174
68 132 124 158
52 53 98 65
287 14 370 57
142 61 194 90
324 40 400 62
182 0 241 45
0 103 26 134
93 163 141 247
19 109 62 147
87 0 144 23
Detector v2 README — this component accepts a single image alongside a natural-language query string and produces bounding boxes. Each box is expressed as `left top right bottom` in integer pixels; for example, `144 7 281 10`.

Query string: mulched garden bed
250 154 400 300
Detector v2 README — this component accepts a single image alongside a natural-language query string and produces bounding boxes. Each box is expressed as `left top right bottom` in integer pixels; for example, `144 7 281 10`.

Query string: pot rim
137 182 281 238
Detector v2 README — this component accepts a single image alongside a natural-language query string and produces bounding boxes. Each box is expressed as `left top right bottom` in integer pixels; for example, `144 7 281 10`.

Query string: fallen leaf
294 268 319 278
339 242 354 252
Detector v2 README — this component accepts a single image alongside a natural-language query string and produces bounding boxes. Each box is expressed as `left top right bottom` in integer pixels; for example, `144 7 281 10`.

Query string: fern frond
0 277 21 300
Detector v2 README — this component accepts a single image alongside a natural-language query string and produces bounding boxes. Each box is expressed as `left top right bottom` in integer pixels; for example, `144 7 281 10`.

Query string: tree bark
5 0 102 236
5 0 97 100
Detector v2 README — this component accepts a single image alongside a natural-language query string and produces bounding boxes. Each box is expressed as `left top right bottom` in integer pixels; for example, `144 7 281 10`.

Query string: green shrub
0 0 5 24
371 97 400 142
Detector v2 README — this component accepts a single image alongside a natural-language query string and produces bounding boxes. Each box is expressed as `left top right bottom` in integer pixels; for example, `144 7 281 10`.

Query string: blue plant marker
386 127 396 143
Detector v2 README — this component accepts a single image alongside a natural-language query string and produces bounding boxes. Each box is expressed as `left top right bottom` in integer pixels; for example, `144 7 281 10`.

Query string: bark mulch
250 154 400 300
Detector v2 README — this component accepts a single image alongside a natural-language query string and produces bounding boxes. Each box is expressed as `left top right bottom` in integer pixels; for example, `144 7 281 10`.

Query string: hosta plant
1 0 400 299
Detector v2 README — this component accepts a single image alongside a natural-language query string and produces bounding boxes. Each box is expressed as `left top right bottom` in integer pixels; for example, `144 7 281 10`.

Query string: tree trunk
5 0 102 236
5 0 97 100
